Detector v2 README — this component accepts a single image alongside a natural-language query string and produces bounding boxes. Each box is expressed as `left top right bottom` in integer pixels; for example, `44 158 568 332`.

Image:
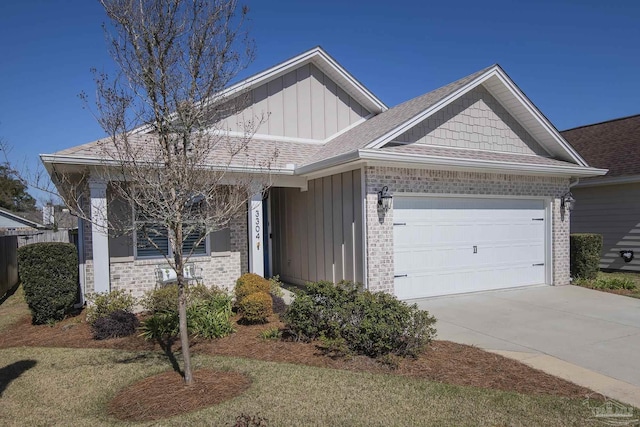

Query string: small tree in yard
48 0 274 385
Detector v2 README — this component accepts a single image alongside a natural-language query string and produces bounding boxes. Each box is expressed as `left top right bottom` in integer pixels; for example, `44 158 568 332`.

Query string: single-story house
0 208 44 233
41 47 606 301
562 114 640 272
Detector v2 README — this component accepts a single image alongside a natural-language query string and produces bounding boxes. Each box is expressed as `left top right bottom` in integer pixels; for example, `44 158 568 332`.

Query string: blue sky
1 0 639 203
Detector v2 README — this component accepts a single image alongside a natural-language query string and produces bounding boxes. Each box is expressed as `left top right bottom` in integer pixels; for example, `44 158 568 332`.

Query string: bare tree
48 0 274 385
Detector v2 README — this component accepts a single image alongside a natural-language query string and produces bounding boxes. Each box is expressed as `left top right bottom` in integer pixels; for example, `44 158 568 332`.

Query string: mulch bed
0 311 600 418
108 368 251 421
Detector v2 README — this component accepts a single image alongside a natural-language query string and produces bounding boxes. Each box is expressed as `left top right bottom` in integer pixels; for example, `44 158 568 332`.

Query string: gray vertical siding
571 183 640 272
221 64 370 140
271 169 364 285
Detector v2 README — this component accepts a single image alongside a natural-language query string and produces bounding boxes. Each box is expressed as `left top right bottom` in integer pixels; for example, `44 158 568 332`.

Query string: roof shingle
561 114 640 177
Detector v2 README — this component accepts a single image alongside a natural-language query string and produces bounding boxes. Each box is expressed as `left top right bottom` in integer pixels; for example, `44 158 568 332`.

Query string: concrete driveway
412 285 640 406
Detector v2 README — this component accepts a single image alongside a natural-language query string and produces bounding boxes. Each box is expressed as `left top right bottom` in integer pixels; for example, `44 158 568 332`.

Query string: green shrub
187 293 234 339
237 291 273 324
17 242 78 324
140 311 179 340
259 327 281 340
570 233 602 280
141 283 222 314
85 290 136 325
235 273 270 303
575 275 636 290
140 284 234 340
141 285 179 314
283 281 437 358
268 275 284 297
92 310 140 340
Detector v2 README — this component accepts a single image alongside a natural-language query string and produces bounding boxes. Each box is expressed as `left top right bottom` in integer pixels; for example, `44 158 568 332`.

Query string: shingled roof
561 114 640 177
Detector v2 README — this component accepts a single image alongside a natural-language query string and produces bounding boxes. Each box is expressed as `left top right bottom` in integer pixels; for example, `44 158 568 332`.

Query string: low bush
283 281 437 358
570 234 602 280
141 283 222 314
235 273 270 304
575 275 636 291
237 291 273 324
17 242 78 324
140 284 234 340
140 311 179 340
268 275 284 297
141 285 179 314
85 290 136 325
259 327 281 340
91 310 140 340
188 293 234 339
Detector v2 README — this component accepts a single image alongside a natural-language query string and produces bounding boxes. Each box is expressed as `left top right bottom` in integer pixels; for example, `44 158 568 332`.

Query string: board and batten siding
571 183 640 272
271 169 364 285
394 85 548 156
220 64 370 140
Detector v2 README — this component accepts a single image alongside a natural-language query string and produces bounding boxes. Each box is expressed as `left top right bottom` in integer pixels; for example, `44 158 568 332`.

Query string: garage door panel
393 197 546 299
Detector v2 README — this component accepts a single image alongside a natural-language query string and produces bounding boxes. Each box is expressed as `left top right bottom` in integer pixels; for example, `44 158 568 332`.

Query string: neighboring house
0 205 78 247
562 115 640 272
0 208 44 236
41 47 606 301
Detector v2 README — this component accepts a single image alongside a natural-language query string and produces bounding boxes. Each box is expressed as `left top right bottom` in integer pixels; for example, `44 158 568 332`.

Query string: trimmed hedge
18 242 78 324
237 291 273 324
570 233 602 280
235 273 270 304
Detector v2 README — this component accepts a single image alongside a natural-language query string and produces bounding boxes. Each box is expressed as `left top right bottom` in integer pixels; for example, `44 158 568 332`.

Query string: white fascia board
294 150 361 176
573 174 640 188
366 69 497 150
357 149 608 177
39 154 297 175
490 68 589 167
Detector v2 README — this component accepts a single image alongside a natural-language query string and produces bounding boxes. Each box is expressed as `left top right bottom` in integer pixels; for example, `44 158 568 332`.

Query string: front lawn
0 282 618 425
0 346 598 426
0 285 30 333
573 271 640 299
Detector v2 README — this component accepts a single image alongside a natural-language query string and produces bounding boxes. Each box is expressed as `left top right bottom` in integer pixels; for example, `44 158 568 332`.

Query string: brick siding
364 166 571 293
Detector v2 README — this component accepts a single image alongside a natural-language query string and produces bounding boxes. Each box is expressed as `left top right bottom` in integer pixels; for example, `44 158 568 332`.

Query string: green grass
0 285 30 332
0 346 600 427
574 272 640 298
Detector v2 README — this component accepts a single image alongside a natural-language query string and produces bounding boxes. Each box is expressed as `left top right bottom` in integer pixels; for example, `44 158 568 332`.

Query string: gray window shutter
211 228 231 252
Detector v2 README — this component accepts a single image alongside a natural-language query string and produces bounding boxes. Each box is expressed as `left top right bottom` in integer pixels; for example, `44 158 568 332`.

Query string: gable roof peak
214 46 388 114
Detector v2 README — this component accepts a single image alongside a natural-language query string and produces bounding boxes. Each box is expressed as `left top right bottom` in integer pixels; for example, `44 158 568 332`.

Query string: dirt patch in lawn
108 368 251 421
0 311 598 402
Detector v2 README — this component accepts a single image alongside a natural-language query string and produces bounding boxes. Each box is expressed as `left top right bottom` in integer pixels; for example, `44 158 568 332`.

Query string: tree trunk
177 276 193 385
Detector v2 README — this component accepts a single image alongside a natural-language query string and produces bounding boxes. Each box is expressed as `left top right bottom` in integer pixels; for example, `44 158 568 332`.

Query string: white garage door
393 196 547 299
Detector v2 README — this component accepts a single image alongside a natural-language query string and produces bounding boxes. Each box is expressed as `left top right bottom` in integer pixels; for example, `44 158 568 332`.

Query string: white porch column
89 179 110 293
248 193 264 277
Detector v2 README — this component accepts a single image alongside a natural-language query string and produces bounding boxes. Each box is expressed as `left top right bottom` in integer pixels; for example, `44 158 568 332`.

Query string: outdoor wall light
378 186 393 211
561 191 576 211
